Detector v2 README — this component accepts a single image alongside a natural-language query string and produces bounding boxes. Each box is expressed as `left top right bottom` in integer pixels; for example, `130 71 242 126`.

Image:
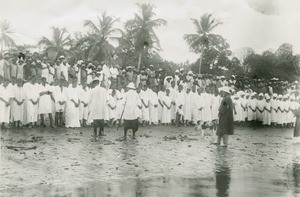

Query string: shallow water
0 126 300 196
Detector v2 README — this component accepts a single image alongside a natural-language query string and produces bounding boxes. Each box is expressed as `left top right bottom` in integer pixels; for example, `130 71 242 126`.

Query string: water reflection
215 148 231 197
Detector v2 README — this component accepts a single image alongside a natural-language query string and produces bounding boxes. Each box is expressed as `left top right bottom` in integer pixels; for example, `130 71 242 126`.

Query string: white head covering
127 82 135 90
188 71 193 75
219 86 230 94
273 93 278 98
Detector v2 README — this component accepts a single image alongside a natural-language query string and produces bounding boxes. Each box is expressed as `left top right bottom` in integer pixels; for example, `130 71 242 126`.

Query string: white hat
127 82 135 90
273 93 278 98
258 93 263 97
175 69 179 73
59 55 65 59
77 60 83 64
265 95 270 100
188 71 193 75
180 68 184 71
290 95 296 100
219 86 230 94
278 94 283 99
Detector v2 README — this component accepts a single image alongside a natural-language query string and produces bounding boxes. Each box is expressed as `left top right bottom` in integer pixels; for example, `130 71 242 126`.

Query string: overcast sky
1 0 300 63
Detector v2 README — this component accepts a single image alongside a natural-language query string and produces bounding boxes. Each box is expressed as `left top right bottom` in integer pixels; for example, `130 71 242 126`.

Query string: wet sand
0 125 299 197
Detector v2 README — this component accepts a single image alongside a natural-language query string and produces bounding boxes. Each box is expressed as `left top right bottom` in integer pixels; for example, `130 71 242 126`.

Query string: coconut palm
38 27 72 61
126 3 167 69
184 14 222 74
76 12 122 63
0 20 16 53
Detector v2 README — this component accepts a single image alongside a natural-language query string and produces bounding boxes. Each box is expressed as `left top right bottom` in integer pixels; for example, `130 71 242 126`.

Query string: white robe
262 100 271 125
149 90 158 124
247 99 257 121
169 87 177 120
116 89 125 119
0 85 12 123
89 86 108 120
184 92 192 121
53 86 66 113
11 86 24 122
38 84 53 114
140 89 150 121
162 95 172 124
24 83 39 123
201 92 213 122
158 91 166 121
79 87 90 120
175 91 185 115
123 89 141 120
211 95 221 121
108 94 117 120
65 86 80 127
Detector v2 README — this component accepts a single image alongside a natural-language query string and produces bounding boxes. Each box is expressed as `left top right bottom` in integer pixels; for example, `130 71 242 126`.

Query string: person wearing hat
89 79 108 140
215 86 234 147
122 82 141 140
277 94 284 127
16 57 25 80
256 93 265 124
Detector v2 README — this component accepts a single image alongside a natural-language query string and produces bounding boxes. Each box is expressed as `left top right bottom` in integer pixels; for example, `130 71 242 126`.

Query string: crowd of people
0 52 299 140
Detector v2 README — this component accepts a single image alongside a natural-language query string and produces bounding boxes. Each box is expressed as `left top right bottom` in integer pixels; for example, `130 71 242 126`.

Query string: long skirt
65 101 80 128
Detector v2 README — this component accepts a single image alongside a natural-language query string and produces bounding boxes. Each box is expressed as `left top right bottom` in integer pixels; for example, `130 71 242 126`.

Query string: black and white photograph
0 0 300 196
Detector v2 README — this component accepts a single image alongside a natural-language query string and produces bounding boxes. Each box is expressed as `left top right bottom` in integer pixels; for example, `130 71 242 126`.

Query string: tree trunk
199 48 203 74
137 51 142 70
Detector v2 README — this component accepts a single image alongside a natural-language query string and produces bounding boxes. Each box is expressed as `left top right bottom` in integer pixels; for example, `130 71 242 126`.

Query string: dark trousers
93 119 104 136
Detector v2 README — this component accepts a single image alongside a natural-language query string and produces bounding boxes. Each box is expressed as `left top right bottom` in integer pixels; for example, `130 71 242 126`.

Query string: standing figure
122 82 141 140
216 87 234 147
65 78 81 128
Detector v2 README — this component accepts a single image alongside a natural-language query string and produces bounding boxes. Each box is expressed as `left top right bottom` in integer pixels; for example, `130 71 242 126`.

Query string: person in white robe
11 79 25 127
79 82 90 127
65 78 81 128
277 95 284 126
247 93 257 122
140 85 150 125
122 82 141 139
149 87 159 125
233 94 243 123
38 77 55 128
271 93 278 126
24 78 39 128
89 79 108 139
184 88 192 125
59 57 69 82
52 79 66 127
256 93 264 124
169 81 177 124
0 79 12 129
190 85 198 124
116 86 125 126
157 86 166 123
162 89 172 124
263 94 271 126
240 92 248 123
201 87 213 126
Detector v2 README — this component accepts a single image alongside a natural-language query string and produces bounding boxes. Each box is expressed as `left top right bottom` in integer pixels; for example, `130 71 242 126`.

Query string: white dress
162 95 172 124
149 90 158 124
201 92 213 122
184 92 192 121
158 91 166 121
123 89 141 120
271 99 278 123
175 91 185 116
0 85 12 123
38 84 53 114
89 86 108 120
190 91 198 123
211 95 221 121
11 86 24 122
79 87 90 120
256 100 264 122
116 89 125 119
233 98 243 122
53 86 66 113
24 83 39 123
263 100 271 125
140 90 150 122
65 86 80 127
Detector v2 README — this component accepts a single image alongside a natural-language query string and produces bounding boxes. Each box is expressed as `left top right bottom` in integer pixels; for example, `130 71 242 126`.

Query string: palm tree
38 27 72 61
0 20 16 53
184 14 222 74
76 12 122 63
126 3 167 69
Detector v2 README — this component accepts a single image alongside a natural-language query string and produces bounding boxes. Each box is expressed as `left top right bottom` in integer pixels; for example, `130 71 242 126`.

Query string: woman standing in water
216 87 234 147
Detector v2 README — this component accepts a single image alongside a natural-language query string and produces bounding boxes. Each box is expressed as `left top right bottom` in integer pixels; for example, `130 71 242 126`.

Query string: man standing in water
122 82 141 140
216 86 234 147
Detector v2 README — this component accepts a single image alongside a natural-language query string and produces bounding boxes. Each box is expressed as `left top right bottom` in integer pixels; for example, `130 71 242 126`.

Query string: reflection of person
215 148 231 197
216 86 234 147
